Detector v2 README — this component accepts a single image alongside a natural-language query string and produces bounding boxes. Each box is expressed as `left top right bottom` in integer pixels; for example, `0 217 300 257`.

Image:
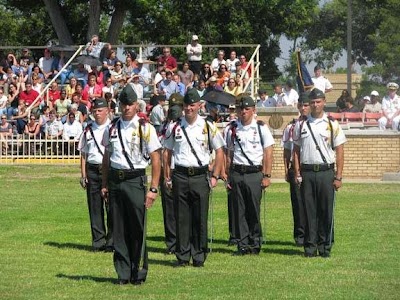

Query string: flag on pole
296 50 314 93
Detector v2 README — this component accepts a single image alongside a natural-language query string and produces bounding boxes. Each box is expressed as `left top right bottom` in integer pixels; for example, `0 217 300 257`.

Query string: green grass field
0 165 399 300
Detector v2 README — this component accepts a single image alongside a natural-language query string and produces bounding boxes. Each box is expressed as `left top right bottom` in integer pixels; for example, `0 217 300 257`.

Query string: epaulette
256 120 265 126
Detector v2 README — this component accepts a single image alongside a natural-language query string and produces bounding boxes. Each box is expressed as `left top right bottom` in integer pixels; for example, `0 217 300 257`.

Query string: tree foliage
1 0 319 81
304 0 400 81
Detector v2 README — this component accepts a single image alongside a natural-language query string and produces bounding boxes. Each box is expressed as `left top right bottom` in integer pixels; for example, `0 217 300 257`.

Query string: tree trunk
106 0 128 44
43 0 73 45
88 0 101 41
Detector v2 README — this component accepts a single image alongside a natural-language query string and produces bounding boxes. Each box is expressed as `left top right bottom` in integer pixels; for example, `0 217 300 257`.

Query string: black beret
309 88 325 100
119 84 138 105
238 96 256 108
183 89 200 104
92 98 108 109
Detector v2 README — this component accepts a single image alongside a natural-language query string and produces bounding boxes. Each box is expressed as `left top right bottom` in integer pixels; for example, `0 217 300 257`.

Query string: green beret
169 93 184 107
167 105 182 121
238 96 256 108
92 98 108 109
183 89 201 104
298 92 310 104
119 84 138 105
309 88 325 100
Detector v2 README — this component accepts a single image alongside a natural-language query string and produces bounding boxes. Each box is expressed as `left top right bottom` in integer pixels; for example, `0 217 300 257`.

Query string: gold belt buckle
118 170 125 180
188 167 195 176
313 164 320 172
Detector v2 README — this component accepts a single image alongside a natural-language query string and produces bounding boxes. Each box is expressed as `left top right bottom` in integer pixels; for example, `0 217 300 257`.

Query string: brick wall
270 130 400 180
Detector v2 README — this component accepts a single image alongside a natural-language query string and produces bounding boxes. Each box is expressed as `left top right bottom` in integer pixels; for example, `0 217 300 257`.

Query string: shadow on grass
56 273 115 284
263 240 296 246
44 241 93 252
263 248 303 256
147 246 166 254
148 258 176 267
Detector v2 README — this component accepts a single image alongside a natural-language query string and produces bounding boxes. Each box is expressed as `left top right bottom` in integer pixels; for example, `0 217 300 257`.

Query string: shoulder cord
138 118 150 161
305 120 327 164
230 121 255 166
86 124 104 157
181 124 203 167
117 120 136 170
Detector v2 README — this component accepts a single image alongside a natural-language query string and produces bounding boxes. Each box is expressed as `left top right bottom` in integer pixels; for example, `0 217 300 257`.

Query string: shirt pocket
196 135 209 153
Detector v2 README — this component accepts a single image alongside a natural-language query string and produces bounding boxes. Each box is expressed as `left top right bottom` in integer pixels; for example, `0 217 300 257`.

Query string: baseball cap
209 76 217 82
92 98 108 109
363 96 371 102
370 90 379 96
192 35 199 41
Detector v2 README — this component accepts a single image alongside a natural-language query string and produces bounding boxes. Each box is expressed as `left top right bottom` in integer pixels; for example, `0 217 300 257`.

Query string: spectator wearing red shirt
239 55 252 78
46 81 61 107
82 75 102 110
157 47 177 74
20 82 39 108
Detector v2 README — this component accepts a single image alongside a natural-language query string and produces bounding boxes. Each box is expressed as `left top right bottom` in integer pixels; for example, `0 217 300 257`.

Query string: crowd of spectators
0 34 259 155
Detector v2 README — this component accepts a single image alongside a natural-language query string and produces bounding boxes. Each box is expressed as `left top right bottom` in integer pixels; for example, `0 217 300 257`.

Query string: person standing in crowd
86 35 105 58
163 89 225 267
149 94 166 133
101 85 161 285
293 88 346 258
379 82 400 130
186 35 202 76
283 81 299 107
224 96 274 255
79 98 113 252
282 93 310 247
312 65 333 93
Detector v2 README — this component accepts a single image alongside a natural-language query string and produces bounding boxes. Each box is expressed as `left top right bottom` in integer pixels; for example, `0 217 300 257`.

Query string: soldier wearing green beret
224 96 275 255
163 89 225 267
101 85 162 285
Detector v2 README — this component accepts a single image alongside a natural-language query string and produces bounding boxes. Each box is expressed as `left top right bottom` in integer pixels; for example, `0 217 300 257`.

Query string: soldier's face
239 106 255 123
184 102 200 118
93 107 109 124
310 98 325 115
121 102 138 119
299 103 310 116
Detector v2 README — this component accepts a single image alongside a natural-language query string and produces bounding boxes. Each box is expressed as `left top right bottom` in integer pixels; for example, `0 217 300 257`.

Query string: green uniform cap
238 96 256 108
183 89 201 104
309 88 325 100
119 84 138 105
92 98 108 109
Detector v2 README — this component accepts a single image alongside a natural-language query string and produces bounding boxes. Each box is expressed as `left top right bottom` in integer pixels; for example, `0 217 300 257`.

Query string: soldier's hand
333 178 342 191
80 177 88 189
145 191 157 209
261 178 271 189
210 176 218 188
101 187 108 202
165 179 173 191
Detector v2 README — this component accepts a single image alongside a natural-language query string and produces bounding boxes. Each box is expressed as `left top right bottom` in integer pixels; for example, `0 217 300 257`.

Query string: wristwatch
149 187 158 193
263 173 271 178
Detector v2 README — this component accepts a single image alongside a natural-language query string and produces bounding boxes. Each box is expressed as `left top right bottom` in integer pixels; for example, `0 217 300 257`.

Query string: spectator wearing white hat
379 82 400 130
363 91 382 113
186 34 202 75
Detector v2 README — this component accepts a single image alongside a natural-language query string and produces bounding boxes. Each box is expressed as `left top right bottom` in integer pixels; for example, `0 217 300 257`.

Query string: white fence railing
0 136 80 163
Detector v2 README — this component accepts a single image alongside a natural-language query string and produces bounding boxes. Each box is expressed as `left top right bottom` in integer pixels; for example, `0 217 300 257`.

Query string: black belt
232 164 262 174
174 165 208 176
87 163 102 173
301 163 335 172
110 168 145 180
